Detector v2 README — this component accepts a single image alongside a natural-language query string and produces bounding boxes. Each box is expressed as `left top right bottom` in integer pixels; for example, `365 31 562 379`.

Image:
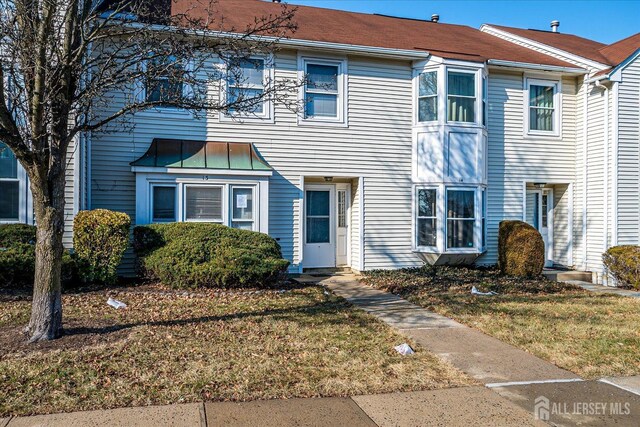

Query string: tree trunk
24 170 66 342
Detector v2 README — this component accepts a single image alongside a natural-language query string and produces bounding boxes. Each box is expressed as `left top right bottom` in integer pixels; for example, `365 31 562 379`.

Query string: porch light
533 183 546 189
324 177 334 182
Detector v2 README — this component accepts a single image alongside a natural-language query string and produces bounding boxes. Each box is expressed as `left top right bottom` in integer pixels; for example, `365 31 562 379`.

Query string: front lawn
363 267 640 379
0 282 471 417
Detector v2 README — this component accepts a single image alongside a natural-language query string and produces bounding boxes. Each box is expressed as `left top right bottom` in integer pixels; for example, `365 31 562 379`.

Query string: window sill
219 113 274 124
523 131 562 140
297 118 349 128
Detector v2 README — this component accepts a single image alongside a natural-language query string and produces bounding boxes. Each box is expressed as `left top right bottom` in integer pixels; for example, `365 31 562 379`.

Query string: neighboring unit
2 0 639 284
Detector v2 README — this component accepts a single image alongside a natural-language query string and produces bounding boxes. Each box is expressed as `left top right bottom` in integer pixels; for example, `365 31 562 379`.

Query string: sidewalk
317 273 640 426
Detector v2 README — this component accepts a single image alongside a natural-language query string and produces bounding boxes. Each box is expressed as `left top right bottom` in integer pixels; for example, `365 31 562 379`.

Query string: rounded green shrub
0 223 36 247
603 245 640 289
0 224 76 289
498 220 545 277
73 209 131 285
133 222 290 289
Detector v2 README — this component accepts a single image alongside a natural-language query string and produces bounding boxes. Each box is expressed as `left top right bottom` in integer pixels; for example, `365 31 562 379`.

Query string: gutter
487 59 586 74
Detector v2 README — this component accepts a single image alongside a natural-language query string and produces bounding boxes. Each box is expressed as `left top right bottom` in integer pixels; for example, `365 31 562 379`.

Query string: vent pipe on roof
272 0 281 3
431 14 439 23
550 20 560 32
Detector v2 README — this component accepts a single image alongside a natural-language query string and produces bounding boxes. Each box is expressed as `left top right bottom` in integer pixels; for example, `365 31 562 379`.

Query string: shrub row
134 222 289 289
603 245 640 289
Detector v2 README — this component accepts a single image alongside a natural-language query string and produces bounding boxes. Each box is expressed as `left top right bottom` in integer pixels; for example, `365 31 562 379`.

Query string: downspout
582 79 588 271
595 79 609 285
612 81 619 247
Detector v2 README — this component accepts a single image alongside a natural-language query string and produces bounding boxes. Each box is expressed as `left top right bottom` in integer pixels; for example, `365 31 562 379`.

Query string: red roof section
599 32 640 65
487 24 610 64
174 0 577 68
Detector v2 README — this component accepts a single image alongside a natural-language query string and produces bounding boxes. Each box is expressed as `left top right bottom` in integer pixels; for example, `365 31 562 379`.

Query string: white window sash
222 55 271 120
183 184 225 223
524 78 561 136
299 57 346 125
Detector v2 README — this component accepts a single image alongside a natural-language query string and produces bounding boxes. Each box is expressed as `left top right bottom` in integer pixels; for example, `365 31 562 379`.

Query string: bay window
416 188 437 247
527 79 558 134
227 58 266 115
446 190 475 249
0 142 20 222
418 71 438 122
447 71 476 123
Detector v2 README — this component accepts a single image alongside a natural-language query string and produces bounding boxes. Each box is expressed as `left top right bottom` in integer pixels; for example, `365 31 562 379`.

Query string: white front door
304 185 336 268
335 184 350 266
525 189 554 267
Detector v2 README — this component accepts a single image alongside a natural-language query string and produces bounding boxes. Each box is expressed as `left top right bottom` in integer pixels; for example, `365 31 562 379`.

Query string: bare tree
0 0 298 342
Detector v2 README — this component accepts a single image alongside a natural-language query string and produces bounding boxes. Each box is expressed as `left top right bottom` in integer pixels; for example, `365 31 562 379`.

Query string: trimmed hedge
0 225 76 288
134 222 289 289
73 209 131 285
498 220 545 277
603 245 640 289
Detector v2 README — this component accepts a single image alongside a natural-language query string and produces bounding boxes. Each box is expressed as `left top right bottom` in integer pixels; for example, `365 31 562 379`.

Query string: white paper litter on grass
471 286 498 296
394 343 414 356
107 297 127 309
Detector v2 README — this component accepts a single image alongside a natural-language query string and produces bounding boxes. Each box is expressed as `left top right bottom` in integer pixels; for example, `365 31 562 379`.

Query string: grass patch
0 283 471 417
363 266 640 379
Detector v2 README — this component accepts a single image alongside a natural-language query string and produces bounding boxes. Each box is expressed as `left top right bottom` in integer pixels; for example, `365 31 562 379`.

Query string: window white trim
219 54 274 123
415 68 439 124
524 77 562 138
136 54 194 117
297 55 348 127
446 68 479 125
0 146 31 224
150 183 178 223
183 184 225 223
230 185 256 230
445 187 477 251
413 186 439 251
136 173 269 233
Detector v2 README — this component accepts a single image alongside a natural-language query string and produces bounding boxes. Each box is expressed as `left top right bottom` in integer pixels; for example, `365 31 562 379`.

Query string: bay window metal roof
130 139 272 171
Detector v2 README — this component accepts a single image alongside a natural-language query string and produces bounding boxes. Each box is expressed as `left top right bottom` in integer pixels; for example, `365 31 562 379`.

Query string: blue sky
289 1 640 44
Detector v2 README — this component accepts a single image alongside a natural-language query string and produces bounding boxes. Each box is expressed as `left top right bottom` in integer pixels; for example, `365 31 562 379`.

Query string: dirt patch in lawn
0 282 472 417
364 266 640 379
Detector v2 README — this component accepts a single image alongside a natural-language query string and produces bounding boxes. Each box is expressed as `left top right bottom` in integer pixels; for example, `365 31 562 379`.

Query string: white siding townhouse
1 0 639 283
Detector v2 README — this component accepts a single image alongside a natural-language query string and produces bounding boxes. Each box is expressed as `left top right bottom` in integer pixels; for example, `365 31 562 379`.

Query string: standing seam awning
130 139 272 171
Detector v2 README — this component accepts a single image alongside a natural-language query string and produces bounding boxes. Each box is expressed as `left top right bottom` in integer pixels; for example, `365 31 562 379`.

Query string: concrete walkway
315 273 640 426
565 280 640 298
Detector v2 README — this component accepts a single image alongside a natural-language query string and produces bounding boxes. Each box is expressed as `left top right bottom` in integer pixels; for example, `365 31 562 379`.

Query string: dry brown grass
0 283 471 417
364 266 640 379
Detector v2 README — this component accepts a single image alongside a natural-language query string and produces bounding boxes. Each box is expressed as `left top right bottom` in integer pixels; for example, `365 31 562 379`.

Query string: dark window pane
186 187 222 221
152 187 175 222
418 97 437 122
530 108 554 131
448 72 475 96
306 191 330 216
146 56 183 103
0 181 19 221
229 58 264 86
419 71 437 97
228 87 265 114
447 191 475 219
307 217 330 243
418 189 436 217
448 96 475 122
417 218 436 247
306 64 338 90
447 219 474 248
0 143 17 179
529 85 554 108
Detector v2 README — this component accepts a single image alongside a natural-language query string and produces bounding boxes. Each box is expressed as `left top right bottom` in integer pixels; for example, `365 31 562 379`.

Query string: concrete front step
542 269 593 283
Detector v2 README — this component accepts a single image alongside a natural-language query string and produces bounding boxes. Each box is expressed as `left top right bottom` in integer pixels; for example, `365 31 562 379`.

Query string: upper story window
227 58 266 115
300 57 346 125
527 79 559 134
0 142 19 222
447 71 476 123
145 55 184 104
418 71 438 123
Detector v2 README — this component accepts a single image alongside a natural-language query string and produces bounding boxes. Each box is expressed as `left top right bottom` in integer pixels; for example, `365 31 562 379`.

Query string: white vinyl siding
617 57 640 246
479 71 577 266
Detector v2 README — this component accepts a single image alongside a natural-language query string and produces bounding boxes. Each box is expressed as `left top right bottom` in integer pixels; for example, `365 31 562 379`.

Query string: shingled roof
172 0 578 68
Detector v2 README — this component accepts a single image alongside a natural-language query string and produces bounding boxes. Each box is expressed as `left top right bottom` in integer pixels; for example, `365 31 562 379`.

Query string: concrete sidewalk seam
1 416 12 427
486 378 585 388
199 402 207 427
599 379 640 397
346 397 380 427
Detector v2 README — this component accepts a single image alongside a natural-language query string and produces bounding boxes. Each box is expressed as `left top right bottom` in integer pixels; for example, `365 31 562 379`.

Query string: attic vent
431 14 440 23
551 20 560 32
